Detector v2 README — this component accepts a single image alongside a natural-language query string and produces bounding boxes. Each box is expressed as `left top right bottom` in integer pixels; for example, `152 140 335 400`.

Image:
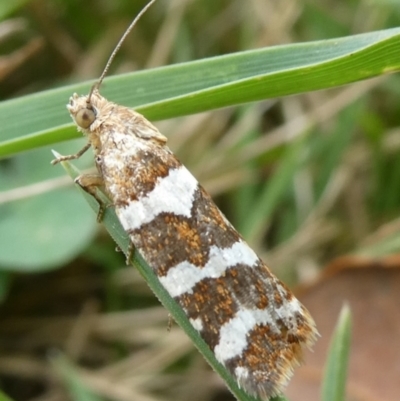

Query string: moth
52 1 317 399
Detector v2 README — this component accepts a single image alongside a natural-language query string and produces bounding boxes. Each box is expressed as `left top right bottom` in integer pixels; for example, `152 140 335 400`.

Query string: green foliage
321 305 352 401
1 29 400 157
52 354 104 401
1 30 400 274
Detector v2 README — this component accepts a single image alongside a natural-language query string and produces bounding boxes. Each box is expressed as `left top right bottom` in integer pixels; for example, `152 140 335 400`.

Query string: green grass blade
1 28 400 158
321 304 352 401
241 138 304 242
0 390 15 401
0 0 31 19
51 353 104 401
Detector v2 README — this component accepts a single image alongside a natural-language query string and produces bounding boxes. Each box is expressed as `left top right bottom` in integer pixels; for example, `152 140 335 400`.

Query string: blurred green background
1 1 400 400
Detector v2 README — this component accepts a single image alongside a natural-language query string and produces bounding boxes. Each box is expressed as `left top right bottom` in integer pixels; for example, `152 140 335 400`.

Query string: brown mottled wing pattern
66 91 317 400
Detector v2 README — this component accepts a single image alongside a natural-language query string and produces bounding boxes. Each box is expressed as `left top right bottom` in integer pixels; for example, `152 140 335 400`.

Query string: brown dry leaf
286 255 400 401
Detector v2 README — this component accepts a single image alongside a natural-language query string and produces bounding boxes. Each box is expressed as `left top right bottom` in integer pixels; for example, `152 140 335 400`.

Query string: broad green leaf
0 188 97 270
0 139 98 271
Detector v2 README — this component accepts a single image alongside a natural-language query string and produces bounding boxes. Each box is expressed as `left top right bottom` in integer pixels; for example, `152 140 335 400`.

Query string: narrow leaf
321 304 352 401
51 353 103 401
2 28 400 158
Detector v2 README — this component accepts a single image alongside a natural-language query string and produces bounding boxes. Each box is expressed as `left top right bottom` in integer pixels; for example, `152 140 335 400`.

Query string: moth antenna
87 0 158 104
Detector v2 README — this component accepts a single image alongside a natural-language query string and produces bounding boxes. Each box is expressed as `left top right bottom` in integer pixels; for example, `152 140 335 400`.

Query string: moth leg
75 173 107 222
167 314 174 332
115 241 135 265
51 143 91 165
126 240 136 266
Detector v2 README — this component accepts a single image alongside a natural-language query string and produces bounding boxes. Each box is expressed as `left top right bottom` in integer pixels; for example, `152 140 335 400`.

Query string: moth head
76 106 96 129
67 0 158 132
67 93 97 130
